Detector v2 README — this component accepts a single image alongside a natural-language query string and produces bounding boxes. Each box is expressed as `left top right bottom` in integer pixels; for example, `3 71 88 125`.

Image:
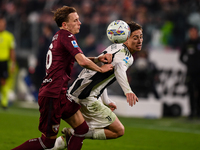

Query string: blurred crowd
0 0 200 116
0 0 200 53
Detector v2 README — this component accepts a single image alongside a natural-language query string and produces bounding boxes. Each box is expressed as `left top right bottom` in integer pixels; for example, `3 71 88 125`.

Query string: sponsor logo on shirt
68 34 73 37
123 56 129 64
43 78 52 83
71 40 78 48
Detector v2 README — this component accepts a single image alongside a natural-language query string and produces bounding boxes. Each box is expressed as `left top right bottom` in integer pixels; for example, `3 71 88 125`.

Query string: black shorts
0 61 8 79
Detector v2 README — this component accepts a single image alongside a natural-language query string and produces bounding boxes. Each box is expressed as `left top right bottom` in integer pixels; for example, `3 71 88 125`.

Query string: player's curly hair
52 6 77 27
127 21 143 33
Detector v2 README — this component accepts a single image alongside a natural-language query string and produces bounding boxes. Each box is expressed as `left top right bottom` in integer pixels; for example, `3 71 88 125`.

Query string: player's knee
74 121 89 135
41 134 56 149
116 125 125 138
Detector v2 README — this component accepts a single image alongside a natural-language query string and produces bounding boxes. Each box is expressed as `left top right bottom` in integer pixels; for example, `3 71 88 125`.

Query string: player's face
126 29 143 54
64 12 81 34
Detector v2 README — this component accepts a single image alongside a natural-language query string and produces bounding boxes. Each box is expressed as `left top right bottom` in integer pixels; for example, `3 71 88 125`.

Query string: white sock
49 136 66 150
85 129 106 140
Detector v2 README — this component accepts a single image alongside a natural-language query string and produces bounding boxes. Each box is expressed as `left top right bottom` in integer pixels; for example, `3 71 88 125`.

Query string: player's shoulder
58 29 75 39
106 43 124 53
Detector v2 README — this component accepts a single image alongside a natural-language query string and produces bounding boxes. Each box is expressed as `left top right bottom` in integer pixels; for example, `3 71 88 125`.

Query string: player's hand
100 64 113 73
126 93 139 107
98 53 112 64
108 102 117 111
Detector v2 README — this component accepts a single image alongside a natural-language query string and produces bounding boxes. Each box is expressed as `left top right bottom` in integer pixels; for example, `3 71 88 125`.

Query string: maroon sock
11 135 55 150
11 138 44 150
68 121 89 150
68 135 85 150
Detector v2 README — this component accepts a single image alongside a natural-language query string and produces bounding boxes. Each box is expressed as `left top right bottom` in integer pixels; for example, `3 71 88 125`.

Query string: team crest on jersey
71 40 79 48
52 124 60 133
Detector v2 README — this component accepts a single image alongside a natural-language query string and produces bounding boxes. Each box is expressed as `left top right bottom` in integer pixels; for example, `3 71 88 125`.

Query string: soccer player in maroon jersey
12 6 113 150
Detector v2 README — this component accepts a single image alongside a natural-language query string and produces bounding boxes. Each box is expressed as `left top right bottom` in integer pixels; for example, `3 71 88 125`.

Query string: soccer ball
107 20 130 43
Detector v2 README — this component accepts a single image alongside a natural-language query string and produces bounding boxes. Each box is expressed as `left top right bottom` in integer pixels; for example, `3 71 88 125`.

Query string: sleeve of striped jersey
101 88 116 105
114 62 133 95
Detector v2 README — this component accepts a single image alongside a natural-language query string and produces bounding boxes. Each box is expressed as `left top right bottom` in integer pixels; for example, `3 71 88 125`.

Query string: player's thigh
80 98 116 129
61 94 84 128
64 110 85 128
38 96 62 137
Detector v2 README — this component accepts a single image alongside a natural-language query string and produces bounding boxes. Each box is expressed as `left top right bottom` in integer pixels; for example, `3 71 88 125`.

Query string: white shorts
79 96 116 129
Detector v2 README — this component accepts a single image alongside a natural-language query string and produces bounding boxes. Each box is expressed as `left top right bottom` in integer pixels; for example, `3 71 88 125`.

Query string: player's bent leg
64 110 89 150
84 122 124 140
91 116 124 140
80 98 120 140
104 116 124 139
84 117 124 140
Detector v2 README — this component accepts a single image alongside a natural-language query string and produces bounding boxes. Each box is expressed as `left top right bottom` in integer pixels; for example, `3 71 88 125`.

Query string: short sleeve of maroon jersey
60 30 83 56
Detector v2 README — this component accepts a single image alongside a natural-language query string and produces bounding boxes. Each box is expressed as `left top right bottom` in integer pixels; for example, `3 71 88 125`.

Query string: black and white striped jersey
68 43 134 100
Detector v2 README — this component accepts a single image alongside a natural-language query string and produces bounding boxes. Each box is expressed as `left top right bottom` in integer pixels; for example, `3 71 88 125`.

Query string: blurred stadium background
1 0 200 118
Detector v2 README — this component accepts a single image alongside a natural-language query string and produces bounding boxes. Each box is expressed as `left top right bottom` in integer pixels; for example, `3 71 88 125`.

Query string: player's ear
62 22 68 29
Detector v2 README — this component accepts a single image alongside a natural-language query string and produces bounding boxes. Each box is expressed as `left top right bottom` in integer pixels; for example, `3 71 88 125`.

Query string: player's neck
124 43 134 54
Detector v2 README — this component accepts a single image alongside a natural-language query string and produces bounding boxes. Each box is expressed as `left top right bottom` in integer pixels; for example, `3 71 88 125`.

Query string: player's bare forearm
75 53 113 73
88 57 98 63
100 64 113 73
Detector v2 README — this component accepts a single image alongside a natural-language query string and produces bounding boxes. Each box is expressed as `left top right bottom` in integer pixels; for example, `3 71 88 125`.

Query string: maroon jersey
39 29 83 98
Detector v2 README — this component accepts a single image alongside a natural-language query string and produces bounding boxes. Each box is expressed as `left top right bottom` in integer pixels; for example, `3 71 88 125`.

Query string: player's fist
100 64 113 73
108 102 117 111
98 53 112 64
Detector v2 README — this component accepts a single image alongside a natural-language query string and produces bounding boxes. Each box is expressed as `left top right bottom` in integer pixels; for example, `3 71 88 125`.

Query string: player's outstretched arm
101 88 117 111
75 53 113 73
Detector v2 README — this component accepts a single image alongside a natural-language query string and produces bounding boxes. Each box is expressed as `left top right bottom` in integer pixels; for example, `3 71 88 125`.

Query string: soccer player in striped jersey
53 21 143 149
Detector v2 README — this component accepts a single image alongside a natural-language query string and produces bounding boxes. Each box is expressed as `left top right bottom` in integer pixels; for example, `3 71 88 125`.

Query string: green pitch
0 104 200 150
